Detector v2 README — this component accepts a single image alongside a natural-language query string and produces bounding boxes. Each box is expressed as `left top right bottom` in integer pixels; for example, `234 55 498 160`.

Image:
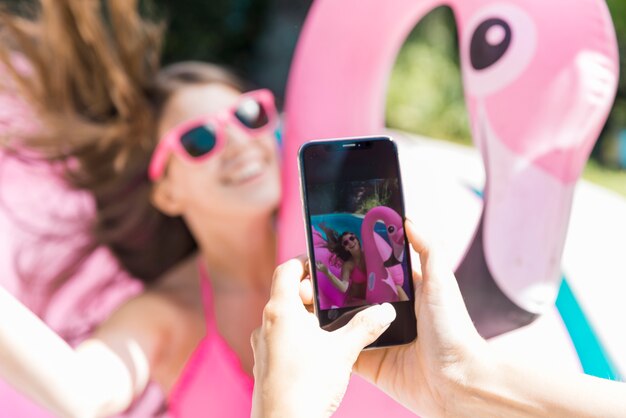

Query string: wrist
443 342 546 418
440 339 495 418
253 380 327 418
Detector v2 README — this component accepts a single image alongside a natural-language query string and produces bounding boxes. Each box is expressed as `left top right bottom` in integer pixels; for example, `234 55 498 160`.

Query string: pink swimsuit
350 264 367 284
167 261 417 417
167 264 253 417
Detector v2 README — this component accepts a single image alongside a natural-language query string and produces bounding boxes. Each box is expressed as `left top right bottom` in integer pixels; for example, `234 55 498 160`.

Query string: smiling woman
0 1 282 417
150 81 281 222
143 65 283 418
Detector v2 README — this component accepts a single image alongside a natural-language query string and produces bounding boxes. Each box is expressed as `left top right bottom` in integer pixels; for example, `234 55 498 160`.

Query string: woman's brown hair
317 223 356 267
0 0 243 307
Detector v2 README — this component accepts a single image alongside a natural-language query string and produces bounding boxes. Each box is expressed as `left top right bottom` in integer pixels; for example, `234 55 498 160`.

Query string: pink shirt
167 262 418 417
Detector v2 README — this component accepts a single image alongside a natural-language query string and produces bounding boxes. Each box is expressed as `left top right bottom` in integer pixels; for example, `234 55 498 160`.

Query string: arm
446 350 626 418
315 261 350 293
0 286 171 418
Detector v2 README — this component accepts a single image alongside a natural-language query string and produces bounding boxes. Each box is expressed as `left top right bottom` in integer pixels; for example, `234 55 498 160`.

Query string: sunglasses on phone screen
342 235 357 247
148 89 277 180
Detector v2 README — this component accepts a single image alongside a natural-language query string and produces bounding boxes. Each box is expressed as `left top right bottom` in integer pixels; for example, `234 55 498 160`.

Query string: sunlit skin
149 82 282 380
154 83 281 225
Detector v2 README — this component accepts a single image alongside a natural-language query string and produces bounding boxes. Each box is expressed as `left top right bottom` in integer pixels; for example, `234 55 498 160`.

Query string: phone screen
299 137 416 347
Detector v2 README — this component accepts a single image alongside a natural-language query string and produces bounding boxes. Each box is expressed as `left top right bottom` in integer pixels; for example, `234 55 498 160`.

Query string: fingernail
377 303 397 325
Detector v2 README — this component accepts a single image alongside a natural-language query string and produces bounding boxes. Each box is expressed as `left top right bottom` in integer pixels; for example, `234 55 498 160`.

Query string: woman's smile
221 148 274 186
223 159 267 185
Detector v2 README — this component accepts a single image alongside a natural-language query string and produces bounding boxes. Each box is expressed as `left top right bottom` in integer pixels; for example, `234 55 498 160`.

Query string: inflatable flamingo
361 206 406 303
373 231 404 288
279 0 619 340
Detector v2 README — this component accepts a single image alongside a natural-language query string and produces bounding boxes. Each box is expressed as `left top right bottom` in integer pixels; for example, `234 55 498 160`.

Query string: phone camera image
310 180 410 310
300 137 417 347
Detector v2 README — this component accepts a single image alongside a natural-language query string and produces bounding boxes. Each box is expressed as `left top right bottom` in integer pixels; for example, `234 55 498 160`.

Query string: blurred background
153 0 625 194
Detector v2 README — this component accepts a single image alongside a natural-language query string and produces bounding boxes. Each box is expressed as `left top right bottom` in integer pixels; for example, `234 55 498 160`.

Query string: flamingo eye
470 18 511 70
462 3 536 96
387 225 395 234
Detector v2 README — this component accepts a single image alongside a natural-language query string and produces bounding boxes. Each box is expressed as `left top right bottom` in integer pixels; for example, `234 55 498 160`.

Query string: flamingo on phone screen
361 206 406 303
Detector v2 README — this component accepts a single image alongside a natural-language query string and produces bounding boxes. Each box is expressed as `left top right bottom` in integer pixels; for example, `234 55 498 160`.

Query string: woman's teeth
229 161 265 183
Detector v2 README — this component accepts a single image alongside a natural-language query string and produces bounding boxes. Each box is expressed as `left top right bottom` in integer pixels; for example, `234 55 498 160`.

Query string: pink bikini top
350 264 367 284
167 262 253 418
167 260 418 418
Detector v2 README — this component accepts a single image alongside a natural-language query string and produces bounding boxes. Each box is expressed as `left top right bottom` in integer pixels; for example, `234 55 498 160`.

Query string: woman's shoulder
92 256 206 394
341 258 356 272
95 254 205 349
108 255 203 327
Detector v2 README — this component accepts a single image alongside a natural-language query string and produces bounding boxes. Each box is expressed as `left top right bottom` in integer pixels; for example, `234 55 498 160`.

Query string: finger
404 218 432 269
412 269 424 315
412 268 423 283
250 328 264 379
405 223 474 331
299 277 314 306
337 303 396 356
250 328 261 353
270 256 308 304
404 219 436 279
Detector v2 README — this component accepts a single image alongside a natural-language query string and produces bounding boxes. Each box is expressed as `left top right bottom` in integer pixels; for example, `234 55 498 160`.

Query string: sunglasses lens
180 125 217 157
235 98 269 129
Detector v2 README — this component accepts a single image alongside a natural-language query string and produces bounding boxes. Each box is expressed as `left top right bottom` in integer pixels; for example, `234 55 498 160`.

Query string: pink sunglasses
342 234 357 247
148 89 277 180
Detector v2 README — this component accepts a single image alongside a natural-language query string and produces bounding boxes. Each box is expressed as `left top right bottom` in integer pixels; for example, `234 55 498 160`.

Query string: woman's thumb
337 304 397 356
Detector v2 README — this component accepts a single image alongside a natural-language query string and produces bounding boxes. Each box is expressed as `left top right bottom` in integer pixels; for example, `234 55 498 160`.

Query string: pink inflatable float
279 0 619 338
361 206 405 303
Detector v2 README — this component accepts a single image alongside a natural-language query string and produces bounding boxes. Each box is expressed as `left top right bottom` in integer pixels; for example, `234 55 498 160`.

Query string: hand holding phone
251 257 396 418
252 220 489 418
298 136 417 347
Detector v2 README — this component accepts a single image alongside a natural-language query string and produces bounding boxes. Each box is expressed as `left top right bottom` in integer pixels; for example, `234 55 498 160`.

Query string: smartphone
298 136 417 348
